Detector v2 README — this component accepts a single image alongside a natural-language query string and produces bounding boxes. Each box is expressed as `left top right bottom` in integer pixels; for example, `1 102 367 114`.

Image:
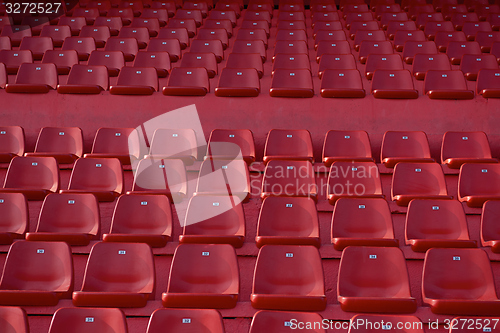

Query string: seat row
1 127 498 169
0 241 498 315
4 307 489 333
4 187 500 254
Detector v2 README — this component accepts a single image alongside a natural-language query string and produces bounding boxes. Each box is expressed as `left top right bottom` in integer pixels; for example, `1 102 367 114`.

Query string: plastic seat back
0 126 24 163
147 308 224 333
48 307 127 333
61 37 96 61
322 130 372 166
0 193 28 244
147 128 197 165
348 314 424 333
0 50 33 75
196 158 249 201
27 127 83 164
110 67 159 95
263 129 313 164
85 127 141 165
458 163 500 207
18 36 53 60
206 129 255 164
250 310 325 333
57 65 109 94
104 37 139 61
441 131 497 168
0 307 28 333
381 131 433 168
251 245 326 311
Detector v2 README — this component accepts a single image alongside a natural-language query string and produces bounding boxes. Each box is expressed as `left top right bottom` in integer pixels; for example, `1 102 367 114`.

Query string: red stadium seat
0 126 25 163
206 129 255 164
94 17 123 36
401 0 426 11
236 28 268 48
118 26 149 49
424 70 474 99
477 69 500 98
405 199 476 252
131 17 160 37
88 50 125 77
314 30 345 48
84 127 140 165
281 11 306 22
371 70 418 99
25 193 99 246
24 127 83 164
441 4 467 21
0 241 73 306
313 21 343 37
195 158 249 201
162 243 239 308
61 37 96 61
204 19 233 37
145 128 197 165
451 12 479 31
270 69 314 98
21 16 50 36
256 197 319 248
147 309 224 333
108 8 135 25
180 52 218 77
128 158 187 201
72 242 154 307
190 39 224 62
380 12 410 30
261 160 316 201
0 193 28 245
169 18 196 38
412 54 451 80
459 163 500 207
392 162 452 206
465 0 489 12
208 10 237 27
476 4 500 21
441 131 497 168
316 41 351 62
318 54 356 78
332 198 398 250
278 20 307 32
197 28 229 49
88 1 112 15
163 67 209 96
74 7 100 24
424 21 454 40
322 130 372 166
147 38 181 62
408 5 435 20
231 40 267 62
105 37 139 61
422 248 500 315
79 26 111 48
348 314 424 333
393 30 425 52
338 246 417 313
1 26 31 47
41 50 79 75
462 22 492 41
273 40 308 59
416 13 445 30
460 54 498 81
348 21 379 40
18 37 53 60
365 54 404 80
40 26 71 48
386 20 417 40
118 1 144 17
175 8 203 27
215 68 260 97
157 28 189 49
381 131 434 168
475 31 500 53
57 65 109 94
251 245 326 311
0 36 11 51
375 4 402 19
60 157 123 202
481 200 500 253
103 194 172 247
250 310 325 333
327 161 384 205
133 51 170 77
180 194 245 248
320 69 366 98
110 67 158 95
342 3 370 12
244 11 272 26
263 129 313 164
240 20 269 37
345 13 374 29
0 306 28 333
0 156 59 200
447 41 482 65
0 50 33 75
48 307 127 333
435 31 466 52
358 41 393 64
5 63 57 94
0 63 5 87
225 53 263 78
58 17 86 36
353 30 386 52
402 41 438 64
487 13 500 31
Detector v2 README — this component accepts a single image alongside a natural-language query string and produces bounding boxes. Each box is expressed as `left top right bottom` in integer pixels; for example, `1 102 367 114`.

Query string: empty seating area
0 0 500 97
2 0 500 333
